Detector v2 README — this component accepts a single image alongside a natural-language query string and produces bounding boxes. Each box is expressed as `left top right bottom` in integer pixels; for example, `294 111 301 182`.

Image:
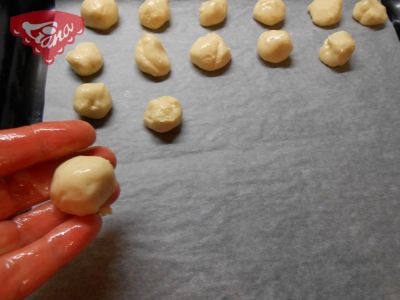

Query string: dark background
0 0 53 129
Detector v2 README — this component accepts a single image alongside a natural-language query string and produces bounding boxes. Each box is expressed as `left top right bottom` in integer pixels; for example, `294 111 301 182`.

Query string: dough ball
50 156 117 216
308 0 343 27
66 42 103 77
353 0 388 26
139 0 170 30
73 83 112 119
135 33 170 77
190 32 231 71
253 0 286 26
144 96 182 133
81 0 119 30
319 31 356 67
199 0 228 27
257 30 293 63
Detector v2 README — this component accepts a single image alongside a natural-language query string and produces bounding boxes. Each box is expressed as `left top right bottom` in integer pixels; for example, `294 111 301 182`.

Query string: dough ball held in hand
73 83 112 119
190 32 231 72
81 0 119 30
257 30 293 64
253 0 286 26
135 33 170 77
199 0 228 27
308 0 343 27
139 0 170 30
51 156 117 216
144 96 182 133
319 31 356 68
353 0 388 26
66 42 103 77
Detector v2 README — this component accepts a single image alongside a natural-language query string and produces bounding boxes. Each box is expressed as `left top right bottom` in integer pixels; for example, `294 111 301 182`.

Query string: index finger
0 121 96 177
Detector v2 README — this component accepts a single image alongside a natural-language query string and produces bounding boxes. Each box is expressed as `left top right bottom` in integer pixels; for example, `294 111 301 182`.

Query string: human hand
0 120 119 300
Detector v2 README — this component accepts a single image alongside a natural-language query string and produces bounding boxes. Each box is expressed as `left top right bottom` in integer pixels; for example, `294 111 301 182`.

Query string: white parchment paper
34 0 400 299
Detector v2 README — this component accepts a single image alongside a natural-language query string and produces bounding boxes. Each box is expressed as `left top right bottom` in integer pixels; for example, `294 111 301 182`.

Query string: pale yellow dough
81 0 119 30
73 83 112 119
144 96 182 133
200 0 228 27
253 0 286 26
50 156 117 216
66 42 103 77
308 0 343 27
139 0 170 30
190 32 231 71
319 31 356 67
353 0 388 26
135 34 170 77
257 30 293 63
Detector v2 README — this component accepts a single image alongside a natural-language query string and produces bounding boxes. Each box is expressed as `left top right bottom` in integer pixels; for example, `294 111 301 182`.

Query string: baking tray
34 0 400 299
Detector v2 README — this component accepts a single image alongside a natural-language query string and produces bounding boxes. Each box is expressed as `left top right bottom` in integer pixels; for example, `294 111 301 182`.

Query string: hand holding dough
139 0 170 30
73 83 112 119
257 30 293 63
144 96 182 133
253 0 286 26
319 31 356 68
200 0 228 27
308 0 343 27
353 0 388 26
135 34 170 77
51 156 117 216
190 32 231 71
66 42 103 77
81 0 119 30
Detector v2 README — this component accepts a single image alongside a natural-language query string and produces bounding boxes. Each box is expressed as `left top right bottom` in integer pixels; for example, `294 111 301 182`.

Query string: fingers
0 182 118 255
0 214 101 299
0 120 96 177
0 146 116 220
0 202 68 256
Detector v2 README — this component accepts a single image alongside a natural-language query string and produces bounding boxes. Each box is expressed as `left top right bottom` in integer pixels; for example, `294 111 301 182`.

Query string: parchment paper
33 0 400 299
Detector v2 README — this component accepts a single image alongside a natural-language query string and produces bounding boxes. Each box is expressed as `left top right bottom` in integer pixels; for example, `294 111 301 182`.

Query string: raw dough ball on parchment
81 0 119 30
190 32 231 71
308 0 343 27
200 0 228 27
319 31 356 68
144 96 182 133
353 0 388 26
135 33 171 77
257 30 293 64
66 42 103 77
73 83 112 119
139 0 170 30
253 0 286 26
